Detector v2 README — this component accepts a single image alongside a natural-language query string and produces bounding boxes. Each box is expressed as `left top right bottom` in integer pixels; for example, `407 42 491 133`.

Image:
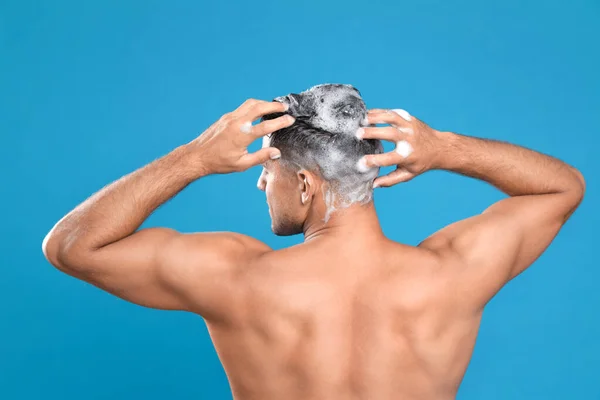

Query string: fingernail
282 102 290 111
391 109 412 121
270 152 281 160
356 128 365 140
373 182 380 188
287 115 295 123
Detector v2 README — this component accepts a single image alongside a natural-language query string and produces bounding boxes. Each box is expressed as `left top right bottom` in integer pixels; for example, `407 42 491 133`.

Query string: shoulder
157 232 272 319
164 231 272 267
416 213 511 265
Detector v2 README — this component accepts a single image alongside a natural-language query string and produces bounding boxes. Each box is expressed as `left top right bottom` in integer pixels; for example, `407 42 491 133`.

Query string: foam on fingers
356 157 371 173
395 140 413 158
240 121 253 134
391 109 412 121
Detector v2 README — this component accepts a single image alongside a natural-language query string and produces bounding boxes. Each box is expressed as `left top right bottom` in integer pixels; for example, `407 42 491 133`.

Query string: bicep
477 191 581 281
70 227 185 310
59 228 256 317
421 190 582 309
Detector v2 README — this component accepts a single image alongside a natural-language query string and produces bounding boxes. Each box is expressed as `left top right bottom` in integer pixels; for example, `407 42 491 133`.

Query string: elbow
42 230 62 268
573 168 586 197
568 167 586 203
42 216 73 270
562 168 586 219
42 230 85 274
42 232 71 273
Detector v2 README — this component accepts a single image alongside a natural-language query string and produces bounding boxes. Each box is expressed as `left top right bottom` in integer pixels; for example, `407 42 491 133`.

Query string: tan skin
43 100 585 400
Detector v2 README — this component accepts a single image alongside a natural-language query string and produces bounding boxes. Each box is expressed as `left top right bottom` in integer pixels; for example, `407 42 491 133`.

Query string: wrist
174 144 212 180
430 130 461 171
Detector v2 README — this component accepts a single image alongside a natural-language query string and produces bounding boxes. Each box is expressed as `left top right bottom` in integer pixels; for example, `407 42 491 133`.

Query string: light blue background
1 0 598 399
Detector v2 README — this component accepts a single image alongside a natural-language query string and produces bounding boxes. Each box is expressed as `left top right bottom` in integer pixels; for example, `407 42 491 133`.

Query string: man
42 84 585 400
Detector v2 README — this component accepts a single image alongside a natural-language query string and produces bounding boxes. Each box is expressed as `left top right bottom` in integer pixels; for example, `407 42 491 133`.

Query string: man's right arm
419 130 585 309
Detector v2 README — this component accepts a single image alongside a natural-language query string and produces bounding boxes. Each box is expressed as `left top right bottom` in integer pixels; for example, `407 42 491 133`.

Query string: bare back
207 238 479 400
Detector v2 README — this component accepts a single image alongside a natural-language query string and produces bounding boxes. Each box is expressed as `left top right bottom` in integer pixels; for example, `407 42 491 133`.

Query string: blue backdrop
1 0 598 399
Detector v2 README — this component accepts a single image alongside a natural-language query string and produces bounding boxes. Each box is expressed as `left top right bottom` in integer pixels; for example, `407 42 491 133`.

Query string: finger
395 140 414 158
366 111 412 130
367 108 412 121
361 150 402 168
367 108 388 114
373 167 415 188
389 109 412 121
234 98 262 114
234 99 289 117
363 139 414 167
251 114 295 137
238 147 281 170
356 126 402 141
246 100 289 121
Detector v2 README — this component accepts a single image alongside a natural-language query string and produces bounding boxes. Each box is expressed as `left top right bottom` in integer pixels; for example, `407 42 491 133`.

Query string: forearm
44 144 203 258
433 131 585 197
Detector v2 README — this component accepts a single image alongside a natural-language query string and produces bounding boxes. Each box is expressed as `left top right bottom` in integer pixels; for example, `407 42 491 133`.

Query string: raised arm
42 99 294 319
359 109 585 310
421 130 584 307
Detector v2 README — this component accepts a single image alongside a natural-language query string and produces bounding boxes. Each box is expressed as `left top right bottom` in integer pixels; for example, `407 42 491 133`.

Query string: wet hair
261 84 383 221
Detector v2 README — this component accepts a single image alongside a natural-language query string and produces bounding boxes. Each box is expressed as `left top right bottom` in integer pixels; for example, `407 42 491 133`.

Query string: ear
297 170 316 205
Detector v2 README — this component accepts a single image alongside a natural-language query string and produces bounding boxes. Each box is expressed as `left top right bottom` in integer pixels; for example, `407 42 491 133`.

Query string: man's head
256 84 383 236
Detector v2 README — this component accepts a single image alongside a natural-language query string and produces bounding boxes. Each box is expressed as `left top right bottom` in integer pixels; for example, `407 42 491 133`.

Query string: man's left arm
42 99 293 319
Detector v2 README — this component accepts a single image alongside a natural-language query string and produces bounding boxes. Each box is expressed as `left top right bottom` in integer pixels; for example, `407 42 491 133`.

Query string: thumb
238 147 281 170
373 167 415 188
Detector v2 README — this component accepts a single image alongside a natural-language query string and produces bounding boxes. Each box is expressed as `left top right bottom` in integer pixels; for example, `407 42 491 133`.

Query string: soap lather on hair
273 83 369 137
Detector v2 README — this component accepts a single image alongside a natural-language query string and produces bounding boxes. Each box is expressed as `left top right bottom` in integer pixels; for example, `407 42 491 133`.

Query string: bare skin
42 100 585 400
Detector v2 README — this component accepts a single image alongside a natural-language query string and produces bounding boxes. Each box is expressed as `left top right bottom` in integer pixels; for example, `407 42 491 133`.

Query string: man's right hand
357 109 447 188
187 99 294 176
